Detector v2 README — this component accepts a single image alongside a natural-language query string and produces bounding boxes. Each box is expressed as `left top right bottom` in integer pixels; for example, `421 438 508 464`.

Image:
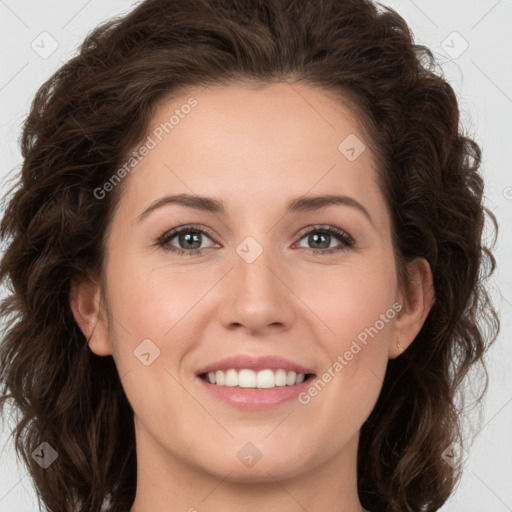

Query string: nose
216 242 296 335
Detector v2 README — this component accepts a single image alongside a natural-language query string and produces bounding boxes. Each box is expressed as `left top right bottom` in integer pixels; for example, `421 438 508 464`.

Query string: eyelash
155 223 355 256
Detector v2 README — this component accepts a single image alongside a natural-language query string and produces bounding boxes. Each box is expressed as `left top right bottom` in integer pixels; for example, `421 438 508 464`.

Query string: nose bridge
218 234 295 331
233 234 282 303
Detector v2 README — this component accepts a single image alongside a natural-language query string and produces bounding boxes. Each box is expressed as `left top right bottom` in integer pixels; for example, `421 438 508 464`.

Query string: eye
156 223 355 256
295 225 355 254
156 224 217 255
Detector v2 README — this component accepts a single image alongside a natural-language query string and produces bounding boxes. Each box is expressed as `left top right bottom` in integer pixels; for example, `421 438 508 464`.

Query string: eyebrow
137 193 374 227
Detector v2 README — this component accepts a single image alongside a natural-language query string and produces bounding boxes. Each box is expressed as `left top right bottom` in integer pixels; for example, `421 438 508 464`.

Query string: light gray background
0 1 511 511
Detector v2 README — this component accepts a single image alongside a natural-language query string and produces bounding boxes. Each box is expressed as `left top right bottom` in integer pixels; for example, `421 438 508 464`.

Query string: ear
69 276 112 356
389 257 435 358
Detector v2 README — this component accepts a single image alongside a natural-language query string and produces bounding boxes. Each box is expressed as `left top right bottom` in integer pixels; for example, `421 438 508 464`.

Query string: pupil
310 233 329 249
180 232 201 249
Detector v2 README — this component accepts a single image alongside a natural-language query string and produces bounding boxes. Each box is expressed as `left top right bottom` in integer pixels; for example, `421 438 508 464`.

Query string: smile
195 354 317 409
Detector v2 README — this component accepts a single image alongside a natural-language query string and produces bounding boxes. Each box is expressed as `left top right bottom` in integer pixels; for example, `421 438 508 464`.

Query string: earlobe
390 257 435 359
69 276 112 356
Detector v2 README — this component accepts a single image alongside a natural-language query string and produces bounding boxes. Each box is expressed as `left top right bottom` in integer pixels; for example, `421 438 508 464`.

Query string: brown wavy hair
0 0 500 511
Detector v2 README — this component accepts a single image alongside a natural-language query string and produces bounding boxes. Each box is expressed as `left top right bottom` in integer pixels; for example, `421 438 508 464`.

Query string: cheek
299 253 397 343
105 249 213 339
102 254 202 437
299 254 396 406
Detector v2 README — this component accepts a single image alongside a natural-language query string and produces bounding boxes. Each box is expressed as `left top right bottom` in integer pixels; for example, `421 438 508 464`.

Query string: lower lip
196 375 314 410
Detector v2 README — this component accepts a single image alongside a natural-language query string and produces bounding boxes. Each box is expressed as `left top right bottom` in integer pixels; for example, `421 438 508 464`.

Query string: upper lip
196 354 316 376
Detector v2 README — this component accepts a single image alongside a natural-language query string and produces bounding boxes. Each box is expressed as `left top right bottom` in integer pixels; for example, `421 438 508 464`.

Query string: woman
0 0 499 511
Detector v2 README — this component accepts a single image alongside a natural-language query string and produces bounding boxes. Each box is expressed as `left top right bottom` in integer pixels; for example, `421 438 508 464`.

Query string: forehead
116 82 386 223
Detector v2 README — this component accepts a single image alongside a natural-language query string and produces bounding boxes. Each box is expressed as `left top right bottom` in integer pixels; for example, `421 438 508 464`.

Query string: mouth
194 354 316 409
198 369 316 388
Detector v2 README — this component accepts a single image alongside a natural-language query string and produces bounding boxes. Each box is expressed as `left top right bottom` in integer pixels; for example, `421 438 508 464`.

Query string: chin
210 458 307 483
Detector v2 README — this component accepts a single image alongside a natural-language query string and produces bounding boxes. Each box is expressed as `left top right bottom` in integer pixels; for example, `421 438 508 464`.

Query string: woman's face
74 82 432 485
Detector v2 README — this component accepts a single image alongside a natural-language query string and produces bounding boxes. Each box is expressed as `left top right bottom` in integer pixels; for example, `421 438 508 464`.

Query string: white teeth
274 369 287 386
256 369 274 388
238 369 256 388
286 371 296 386
203 369 308 388
224 369 238 387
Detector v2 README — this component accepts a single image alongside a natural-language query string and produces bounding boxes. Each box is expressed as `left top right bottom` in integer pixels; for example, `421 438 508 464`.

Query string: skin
70 82 434 512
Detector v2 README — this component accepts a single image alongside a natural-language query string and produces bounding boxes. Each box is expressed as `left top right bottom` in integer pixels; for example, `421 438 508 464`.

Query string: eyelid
156 223 218 246
167 223 217 239
294 224 354 242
